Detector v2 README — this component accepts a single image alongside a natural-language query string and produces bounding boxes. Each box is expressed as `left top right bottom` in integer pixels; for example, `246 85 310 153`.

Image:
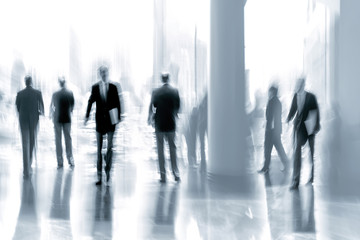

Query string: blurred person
258 85 288 173
50 76 75 169
185 106 198 168
287 77 320 190
198 92 208 173
248 90 265 146
148 73 181 183
85 66 122 186
15 75 44 179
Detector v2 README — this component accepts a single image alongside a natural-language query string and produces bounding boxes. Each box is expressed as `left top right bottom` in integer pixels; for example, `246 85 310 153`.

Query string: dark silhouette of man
50 76 75 169
15 75 44 178
287 77 320 190
85 66 121 186
148 73 181 183
258 86 288 173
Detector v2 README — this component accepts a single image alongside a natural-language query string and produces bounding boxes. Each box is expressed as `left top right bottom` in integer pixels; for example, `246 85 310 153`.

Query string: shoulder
306 92 317 100
154 86 163 94
65 88 73 95
17 89 25 95
35 89 42 96
52 91 58 98
274 97 281 105
168 85 179 94
109 82 117 89
306 92 315 97
92 82 100 90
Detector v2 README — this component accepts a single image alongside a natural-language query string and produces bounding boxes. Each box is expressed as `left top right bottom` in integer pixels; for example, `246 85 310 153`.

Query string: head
98 66 109 82
268 86 278 99
58 76 66 88
295 77 305 93
24 75 32 87
161 72 169 84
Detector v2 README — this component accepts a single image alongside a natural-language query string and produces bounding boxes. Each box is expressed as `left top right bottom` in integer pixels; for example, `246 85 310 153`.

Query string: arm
314 96 321 133
38 91 45 116
147 91 154 125
287 94 297 122
70 91 75 113
114 86 121 121
174 89 180 116
85 86 96 119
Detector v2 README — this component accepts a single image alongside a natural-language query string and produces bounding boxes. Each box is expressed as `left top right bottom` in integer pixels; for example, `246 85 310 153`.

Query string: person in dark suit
15 75 44 178
287 77 320 190
50 77 75 169
85 66 121 186
258 86 288 174
148 73 181 183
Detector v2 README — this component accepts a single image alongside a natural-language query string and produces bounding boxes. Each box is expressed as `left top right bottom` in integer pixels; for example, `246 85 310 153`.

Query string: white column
208 0 249 176
338 1 360 125
336 0 360 176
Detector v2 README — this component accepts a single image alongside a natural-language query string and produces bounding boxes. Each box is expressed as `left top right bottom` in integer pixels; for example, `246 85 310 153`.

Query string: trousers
155 131 179 179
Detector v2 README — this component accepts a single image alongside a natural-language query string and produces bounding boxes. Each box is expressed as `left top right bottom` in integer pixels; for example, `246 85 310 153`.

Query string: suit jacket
287 91 320 140
15 86 44 130
50 88 74 123
265 96 282 135
149 83 180 132
86 81 121 134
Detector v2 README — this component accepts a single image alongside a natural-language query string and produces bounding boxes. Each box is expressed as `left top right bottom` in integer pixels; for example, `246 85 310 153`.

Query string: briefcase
109 108 120 125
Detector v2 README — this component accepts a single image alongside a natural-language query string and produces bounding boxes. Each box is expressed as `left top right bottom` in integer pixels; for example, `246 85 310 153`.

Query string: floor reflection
50 170 73 220
0 114 359 239
13 180 40 240
152 184 179 238
291 186 315 234
93 186 113 240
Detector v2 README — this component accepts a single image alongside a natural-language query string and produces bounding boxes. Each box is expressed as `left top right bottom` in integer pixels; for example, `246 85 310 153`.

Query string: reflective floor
0 113 360 240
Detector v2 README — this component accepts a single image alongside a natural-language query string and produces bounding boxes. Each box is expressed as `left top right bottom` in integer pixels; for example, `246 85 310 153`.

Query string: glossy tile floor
0 113 360 240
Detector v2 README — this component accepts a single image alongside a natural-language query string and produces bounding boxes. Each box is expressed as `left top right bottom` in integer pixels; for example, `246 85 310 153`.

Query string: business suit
287 91 320 187
50 87 75 167
149 83 180 181
16 86 44 177
262 95 288 171
86 81 121 182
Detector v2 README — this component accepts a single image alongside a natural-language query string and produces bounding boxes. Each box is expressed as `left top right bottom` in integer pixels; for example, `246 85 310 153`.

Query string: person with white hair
85 66 122 186
287 77 320 190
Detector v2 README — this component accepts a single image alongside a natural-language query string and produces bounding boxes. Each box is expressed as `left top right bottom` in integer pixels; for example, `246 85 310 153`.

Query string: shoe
106 181 111 187
174 176 181 182
57 164 64 170
289 184 299 191
257 168 269 174
159 178 166 183
95 180 102 186
306 179 314 186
